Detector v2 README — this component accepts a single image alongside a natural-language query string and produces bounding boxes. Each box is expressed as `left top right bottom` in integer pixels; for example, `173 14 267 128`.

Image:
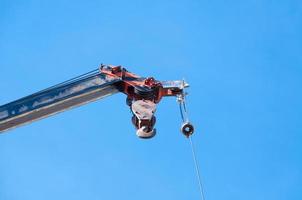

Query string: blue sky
0 0 301 199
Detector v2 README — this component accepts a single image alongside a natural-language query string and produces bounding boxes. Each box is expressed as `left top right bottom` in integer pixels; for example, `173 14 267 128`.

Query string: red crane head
100 65 193 139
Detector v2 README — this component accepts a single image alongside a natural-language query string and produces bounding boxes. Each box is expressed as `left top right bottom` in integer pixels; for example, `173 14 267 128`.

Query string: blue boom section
0 72 121 133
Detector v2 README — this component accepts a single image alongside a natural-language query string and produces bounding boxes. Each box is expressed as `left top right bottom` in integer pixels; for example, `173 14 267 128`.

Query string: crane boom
0 71 120 133
0 65 193 138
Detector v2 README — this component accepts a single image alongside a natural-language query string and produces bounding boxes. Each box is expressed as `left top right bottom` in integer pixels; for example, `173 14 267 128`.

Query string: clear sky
0 0 301 199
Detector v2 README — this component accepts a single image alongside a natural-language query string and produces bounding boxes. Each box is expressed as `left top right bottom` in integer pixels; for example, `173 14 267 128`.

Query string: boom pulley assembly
0 64 194 138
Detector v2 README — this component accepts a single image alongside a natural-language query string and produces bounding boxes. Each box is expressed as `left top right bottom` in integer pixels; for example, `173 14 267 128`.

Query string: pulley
181 122 194 137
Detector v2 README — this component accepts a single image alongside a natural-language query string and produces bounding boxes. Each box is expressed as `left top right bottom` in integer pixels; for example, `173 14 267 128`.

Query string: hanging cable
179 102 185 122
189 136 206 200
177 81 206 200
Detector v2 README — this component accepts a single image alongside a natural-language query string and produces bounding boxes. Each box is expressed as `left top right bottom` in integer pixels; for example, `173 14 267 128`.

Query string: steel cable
178 89 206 200
13 69 100 102
189 136 206 200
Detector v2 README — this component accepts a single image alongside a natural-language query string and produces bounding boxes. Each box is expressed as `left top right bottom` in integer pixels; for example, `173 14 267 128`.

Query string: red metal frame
100 65 183 104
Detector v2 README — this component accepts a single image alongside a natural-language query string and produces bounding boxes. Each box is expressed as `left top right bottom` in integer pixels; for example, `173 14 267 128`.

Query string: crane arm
0 65 192 138
0 69 121 133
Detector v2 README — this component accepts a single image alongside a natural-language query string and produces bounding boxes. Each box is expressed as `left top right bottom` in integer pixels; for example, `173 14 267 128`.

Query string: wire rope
13 69 100 102
178 88 206 200
189 136 206 200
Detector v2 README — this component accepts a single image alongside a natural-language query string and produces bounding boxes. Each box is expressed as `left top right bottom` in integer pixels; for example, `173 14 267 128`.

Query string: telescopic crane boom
0 65 194 138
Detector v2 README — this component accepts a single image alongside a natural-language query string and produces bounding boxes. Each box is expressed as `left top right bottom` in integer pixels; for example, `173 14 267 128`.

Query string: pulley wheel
181 122 194 137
